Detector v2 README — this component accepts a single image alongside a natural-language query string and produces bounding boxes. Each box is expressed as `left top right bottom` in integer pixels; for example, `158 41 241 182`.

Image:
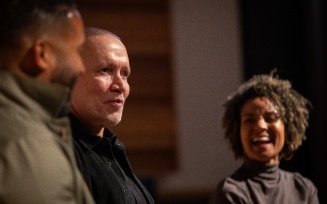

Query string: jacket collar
0 70 70 118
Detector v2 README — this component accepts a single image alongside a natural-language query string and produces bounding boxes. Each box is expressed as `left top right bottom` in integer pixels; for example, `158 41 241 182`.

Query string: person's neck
95 128 104 137
70 105 105 137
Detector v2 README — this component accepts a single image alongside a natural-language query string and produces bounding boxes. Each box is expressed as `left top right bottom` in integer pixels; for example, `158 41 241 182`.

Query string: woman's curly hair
222 74 312 160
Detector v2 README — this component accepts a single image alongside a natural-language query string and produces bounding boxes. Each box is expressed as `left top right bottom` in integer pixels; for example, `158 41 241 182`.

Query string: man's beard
51 65 79 88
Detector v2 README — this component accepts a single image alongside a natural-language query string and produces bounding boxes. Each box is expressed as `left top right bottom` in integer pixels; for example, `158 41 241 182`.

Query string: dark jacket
70 113 155 204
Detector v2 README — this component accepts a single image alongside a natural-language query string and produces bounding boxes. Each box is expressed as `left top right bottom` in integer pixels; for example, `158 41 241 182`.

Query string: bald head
80 28 128 74
80 27 125 66
84 27 121 41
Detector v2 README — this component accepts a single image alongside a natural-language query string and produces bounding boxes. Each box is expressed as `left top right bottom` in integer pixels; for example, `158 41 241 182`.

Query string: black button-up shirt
69 113 155 204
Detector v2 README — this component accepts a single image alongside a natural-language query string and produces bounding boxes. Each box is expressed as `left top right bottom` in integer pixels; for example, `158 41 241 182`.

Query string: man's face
71 34 130 134
50 10 85 87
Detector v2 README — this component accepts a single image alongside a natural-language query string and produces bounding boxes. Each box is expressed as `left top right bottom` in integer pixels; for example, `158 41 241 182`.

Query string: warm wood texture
75 0 177 174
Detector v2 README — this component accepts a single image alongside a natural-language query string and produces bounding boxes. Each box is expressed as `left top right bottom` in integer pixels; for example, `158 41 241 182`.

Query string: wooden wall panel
75 0 177 174
129 57 172 99
76 4 170 57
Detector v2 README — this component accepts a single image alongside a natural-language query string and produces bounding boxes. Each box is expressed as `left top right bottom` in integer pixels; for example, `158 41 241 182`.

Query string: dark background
240 0 327 203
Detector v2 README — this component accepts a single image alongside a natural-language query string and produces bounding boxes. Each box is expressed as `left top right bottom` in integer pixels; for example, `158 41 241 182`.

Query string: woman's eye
243 117 255 124
265 113 279 123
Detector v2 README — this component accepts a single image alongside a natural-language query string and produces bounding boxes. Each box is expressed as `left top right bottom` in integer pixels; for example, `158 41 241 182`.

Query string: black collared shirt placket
70 113 154 204
97 137 133 201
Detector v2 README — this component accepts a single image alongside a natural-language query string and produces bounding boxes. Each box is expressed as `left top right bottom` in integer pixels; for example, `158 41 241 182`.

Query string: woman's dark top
209 160 319 204
69 113 155 204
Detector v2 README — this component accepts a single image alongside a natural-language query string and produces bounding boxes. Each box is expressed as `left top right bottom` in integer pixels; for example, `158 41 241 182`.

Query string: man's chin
106 117 122 127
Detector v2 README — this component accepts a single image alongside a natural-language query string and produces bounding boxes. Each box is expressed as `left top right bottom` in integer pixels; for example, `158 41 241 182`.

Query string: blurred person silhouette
70 27 155 204
0 0 95 203
209 74 319 204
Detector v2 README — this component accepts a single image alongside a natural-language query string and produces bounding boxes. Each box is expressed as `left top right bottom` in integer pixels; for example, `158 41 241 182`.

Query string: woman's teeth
252 136 271 143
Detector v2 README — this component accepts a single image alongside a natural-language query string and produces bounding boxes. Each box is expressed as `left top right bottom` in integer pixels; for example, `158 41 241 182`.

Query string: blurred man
70 27 155 204
0 0 94 203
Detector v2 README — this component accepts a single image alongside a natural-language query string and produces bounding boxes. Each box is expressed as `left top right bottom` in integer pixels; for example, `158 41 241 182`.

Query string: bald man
70 27 155 204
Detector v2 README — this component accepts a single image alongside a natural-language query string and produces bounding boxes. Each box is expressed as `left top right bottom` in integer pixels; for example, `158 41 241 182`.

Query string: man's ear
21 40 55 77
33 40 55 71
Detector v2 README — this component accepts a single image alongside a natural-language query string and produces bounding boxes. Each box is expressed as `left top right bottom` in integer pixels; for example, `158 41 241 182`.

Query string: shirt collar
242 159 279 180
69 113 118 151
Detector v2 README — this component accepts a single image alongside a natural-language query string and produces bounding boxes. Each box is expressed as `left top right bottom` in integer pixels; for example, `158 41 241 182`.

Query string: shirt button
123 189 127 193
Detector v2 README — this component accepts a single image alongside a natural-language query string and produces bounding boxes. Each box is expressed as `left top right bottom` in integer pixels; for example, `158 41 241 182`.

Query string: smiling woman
209 74 319 204
240 96 285 164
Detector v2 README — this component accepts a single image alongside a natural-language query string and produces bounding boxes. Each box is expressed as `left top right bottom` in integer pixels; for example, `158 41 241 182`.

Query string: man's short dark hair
0 0 76 49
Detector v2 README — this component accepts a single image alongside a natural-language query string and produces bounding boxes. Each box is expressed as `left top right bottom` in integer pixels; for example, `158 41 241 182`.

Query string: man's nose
110 75 127 92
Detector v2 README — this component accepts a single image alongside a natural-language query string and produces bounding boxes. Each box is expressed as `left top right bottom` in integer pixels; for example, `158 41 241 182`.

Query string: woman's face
240 96 285 164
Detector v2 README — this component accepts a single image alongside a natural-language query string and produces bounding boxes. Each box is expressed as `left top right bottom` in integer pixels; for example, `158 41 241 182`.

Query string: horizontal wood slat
77 5 171 57
128 56 172 99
